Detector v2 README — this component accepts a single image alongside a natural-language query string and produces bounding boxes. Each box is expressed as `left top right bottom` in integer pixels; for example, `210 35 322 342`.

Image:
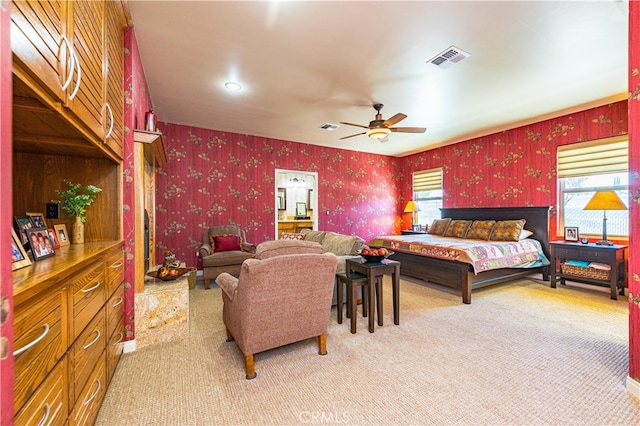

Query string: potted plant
53 180 102 244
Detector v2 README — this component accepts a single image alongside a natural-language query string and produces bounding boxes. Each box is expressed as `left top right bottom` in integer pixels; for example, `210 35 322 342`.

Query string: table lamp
403 201 421 229
583 190 627 246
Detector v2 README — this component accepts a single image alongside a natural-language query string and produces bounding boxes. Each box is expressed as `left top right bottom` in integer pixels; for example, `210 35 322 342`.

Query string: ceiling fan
339 103 427 141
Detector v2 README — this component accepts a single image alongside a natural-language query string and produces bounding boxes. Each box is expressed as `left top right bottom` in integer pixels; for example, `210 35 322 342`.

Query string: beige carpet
96 276 640 425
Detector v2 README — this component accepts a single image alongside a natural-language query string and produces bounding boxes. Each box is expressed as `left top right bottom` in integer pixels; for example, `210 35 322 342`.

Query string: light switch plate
46 203 60 219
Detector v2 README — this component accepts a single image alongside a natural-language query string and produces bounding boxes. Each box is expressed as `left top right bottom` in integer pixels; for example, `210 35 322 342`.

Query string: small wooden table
346 258 401 332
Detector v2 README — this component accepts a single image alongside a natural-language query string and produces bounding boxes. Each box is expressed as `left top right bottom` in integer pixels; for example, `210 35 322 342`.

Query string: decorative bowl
360 251 394 263
146 267 195 282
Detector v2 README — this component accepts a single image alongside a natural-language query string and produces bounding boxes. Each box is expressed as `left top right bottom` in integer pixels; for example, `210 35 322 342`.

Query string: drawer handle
113 332 124 346
83 329 101 350
83 379 101 406
82 281 102 293
112 297 123 308
37 403 50 426
110 261 123 269
14 323 49 356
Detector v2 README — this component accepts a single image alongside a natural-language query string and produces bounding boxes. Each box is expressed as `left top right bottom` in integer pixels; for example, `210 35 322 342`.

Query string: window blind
413 168 442 192
557 137 628 178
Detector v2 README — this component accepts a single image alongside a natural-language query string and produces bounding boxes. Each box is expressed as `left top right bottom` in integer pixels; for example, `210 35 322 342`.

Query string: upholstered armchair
199 225 256 289
216 239 338 379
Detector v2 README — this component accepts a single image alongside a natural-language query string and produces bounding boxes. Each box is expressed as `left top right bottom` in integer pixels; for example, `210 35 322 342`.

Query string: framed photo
564 226 579 242
14 216 32 244
26 212 46 229
54 224 70 247
413 224 422 232
47 227 61 249
26 228 55 261
11 228 31 270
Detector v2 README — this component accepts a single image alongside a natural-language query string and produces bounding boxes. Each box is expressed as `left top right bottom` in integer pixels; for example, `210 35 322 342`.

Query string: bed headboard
439 206 551 259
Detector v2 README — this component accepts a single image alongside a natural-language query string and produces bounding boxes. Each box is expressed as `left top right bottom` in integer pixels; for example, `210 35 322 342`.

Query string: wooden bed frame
386 206 551 304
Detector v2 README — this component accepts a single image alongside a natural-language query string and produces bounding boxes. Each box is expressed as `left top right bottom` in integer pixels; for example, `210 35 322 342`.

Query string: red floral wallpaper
123 28 154 342
154 124 400 269
628 0 640 380
400 102 629 240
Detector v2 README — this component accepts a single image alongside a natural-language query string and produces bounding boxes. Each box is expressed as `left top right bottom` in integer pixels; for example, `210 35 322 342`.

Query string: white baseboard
123 339 137 353
626 376 640 399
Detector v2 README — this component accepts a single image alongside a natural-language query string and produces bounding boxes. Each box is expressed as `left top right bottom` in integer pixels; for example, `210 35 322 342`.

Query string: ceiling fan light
366 128 391 140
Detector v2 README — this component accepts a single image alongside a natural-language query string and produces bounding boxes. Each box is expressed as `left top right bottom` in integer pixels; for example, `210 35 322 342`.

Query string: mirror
277 188 286 210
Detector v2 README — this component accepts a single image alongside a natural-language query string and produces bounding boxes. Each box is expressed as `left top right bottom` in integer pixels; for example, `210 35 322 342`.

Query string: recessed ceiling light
224 81 242 91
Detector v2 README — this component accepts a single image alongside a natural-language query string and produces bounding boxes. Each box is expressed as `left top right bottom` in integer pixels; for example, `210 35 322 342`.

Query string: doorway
275 169 318 239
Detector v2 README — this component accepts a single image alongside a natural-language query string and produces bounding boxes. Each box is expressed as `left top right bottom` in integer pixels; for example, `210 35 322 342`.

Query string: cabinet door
103 0 125 159
66 0 105 140
11 0 71 103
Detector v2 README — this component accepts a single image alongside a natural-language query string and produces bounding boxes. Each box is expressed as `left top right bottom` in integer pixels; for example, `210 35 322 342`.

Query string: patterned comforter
367 234 549 275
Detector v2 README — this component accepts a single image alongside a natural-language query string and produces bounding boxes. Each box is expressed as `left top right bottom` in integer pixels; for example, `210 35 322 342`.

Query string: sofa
292 229 364 274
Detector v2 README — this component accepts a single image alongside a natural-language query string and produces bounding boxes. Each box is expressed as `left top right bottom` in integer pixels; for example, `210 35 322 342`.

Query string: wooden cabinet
11 0 126 161
13 243 124 425
11 1 128 421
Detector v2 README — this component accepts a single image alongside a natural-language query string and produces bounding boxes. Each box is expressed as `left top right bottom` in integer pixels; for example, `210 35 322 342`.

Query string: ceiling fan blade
383 113 407 127
340 132 367 140
390 127 427 133
339 121 369 129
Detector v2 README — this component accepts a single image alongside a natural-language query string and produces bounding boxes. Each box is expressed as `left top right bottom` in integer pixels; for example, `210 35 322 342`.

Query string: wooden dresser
13 242 124 425
10 0 129 423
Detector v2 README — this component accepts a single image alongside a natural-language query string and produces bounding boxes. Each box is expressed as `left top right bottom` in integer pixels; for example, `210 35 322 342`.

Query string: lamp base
595 240 614 246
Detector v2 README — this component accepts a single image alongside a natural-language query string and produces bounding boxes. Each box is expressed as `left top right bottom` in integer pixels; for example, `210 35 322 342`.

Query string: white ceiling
127 1 629 157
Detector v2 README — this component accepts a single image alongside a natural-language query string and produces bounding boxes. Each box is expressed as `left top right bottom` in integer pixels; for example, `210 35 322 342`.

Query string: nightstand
401 230 427 235
549 241 627 300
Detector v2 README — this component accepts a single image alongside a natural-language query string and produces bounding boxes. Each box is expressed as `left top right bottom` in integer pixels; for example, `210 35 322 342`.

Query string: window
412 168 443 227
557 137 628 238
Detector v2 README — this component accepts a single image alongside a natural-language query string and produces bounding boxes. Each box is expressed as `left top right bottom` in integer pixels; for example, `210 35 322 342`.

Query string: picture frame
14 216 32 244
54 224 70 247
47 227 61 249
26 212 46 229
26 227 56 261
564 226 579 242
11 228 31 271
413 224 423 232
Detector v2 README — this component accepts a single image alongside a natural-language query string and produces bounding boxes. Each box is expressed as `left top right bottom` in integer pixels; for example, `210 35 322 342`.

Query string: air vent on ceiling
428 46 471 69
319 123 339 131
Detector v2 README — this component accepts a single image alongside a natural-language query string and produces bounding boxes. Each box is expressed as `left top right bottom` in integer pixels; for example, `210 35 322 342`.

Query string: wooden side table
549 241 627 300
346 258 401 332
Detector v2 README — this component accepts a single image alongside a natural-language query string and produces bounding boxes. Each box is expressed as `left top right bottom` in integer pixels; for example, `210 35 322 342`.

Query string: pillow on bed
466 220 496 240
444 220 473 238
519 229 534 240
428 218 452 235
490 219 527 241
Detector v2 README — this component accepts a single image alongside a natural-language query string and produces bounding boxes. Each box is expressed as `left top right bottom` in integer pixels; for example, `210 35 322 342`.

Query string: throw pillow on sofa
322 232 362 256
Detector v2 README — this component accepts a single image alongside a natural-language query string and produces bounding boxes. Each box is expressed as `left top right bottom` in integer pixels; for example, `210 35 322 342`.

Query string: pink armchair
216 239 338 379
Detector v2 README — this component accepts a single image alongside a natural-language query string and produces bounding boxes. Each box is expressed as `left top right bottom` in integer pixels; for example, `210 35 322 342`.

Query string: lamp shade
366 128 391 140
583 191 627 211
403 201 420 213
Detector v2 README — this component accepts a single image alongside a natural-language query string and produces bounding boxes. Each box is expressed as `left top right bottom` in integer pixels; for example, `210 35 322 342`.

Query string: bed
369 206 551 304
